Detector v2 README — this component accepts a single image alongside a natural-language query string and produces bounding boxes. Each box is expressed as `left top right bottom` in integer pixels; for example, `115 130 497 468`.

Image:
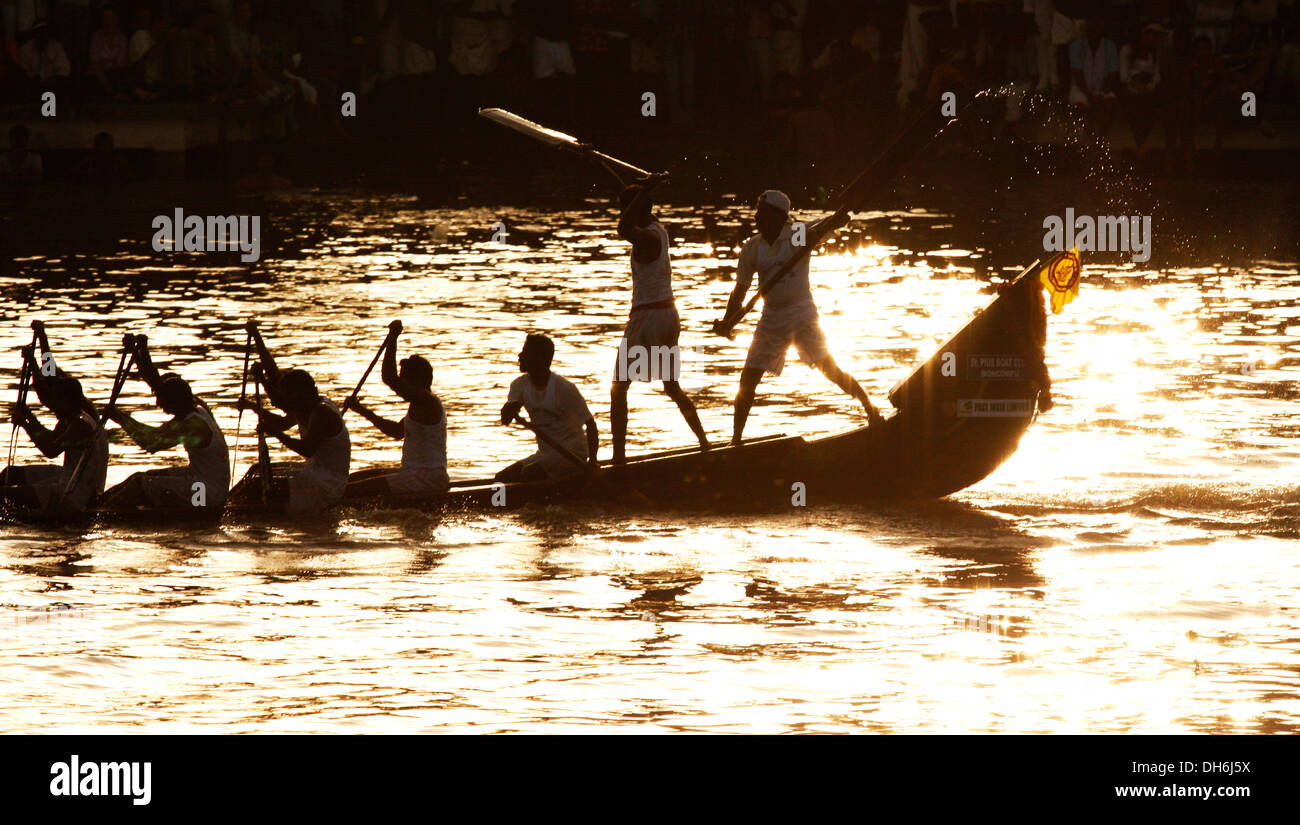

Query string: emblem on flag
1040 249 1082 314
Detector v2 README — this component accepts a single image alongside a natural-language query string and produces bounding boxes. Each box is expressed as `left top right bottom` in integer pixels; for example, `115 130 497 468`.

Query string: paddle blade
478 108 580 149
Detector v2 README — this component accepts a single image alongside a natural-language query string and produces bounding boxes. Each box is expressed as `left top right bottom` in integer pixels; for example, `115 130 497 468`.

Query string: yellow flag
1040 248 1082 314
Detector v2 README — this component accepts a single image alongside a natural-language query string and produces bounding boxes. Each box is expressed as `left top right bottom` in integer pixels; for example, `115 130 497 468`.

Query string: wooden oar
7 329 38 469
340 335 389 419
513 411 595 476
254 373 271 506
230 331 253 485
31 320 53 374
710 106 955 340
6 362 28 468
64 336 134 497
478 107 657 187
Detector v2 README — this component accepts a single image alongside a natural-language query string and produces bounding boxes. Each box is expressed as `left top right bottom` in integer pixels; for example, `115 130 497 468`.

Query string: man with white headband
724 190 884 445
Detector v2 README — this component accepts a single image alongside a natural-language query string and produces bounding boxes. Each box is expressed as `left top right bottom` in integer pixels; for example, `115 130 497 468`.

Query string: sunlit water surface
1 192 1298 733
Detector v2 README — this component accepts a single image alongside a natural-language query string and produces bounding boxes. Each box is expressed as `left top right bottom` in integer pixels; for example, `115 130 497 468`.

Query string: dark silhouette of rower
496 333 597 483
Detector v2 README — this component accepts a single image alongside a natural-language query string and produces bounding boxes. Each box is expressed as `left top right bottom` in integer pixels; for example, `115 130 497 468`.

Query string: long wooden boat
2 256 1055 527
348 254 1053 511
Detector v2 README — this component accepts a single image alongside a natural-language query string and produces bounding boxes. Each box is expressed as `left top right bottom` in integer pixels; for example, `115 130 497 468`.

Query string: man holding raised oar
497 333 598 483
233 321 350 514
99 335 229 512
343 320 449 499
0 332 109 515
611 175 710 464
722 190 884 445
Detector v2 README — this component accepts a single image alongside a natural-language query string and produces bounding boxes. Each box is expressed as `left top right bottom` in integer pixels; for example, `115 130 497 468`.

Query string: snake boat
1 253 1061 527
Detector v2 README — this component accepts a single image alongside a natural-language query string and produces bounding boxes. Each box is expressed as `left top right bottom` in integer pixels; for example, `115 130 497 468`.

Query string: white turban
758 189 791 214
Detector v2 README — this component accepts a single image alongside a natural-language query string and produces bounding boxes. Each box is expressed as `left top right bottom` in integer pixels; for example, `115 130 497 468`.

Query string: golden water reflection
0 196 1297 733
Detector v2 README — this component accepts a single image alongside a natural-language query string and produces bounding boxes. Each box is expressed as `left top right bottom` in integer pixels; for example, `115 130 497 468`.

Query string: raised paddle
230 331 253 484
478 107 659 188
7 361 29 468
512 411 595 476
31 319 53 373
710 106 957 340
63 335 135 497
7 329 39 468
253 372 272 506
340 330 391 418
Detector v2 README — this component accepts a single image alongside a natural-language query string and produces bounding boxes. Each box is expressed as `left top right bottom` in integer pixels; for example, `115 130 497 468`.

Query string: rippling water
1 188 1298 733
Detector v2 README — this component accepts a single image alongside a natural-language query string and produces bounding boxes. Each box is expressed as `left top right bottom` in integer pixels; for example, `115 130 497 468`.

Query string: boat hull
3 261 1051 526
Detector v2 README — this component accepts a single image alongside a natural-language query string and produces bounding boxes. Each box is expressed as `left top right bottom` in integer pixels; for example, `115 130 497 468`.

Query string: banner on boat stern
1040 248 1082 314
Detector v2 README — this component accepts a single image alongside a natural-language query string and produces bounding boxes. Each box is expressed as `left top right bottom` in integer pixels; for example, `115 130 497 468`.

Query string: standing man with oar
611 176 710 463
497 333 598 483
722 191 884 445
98 335 229 512
233 321 350 514
0 341 109 515
343 320 450 499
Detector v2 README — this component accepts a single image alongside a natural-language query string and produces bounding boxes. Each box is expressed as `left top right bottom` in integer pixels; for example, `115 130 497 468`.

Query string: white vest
401 409 447 473
743 223 815 318
301 399 350 498
184 406 230 497
59 411 109 509
630 222 674 308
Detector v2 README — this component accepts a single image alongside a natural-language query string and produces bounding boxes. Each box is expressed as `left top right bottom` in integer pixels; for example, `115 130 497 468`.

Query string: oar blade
478 108 580 149
479 108 654 187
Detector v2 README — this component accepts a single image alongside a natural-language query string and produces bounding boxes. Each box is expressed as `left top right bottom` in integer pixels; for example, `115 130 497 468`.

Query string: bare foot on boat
865 403 885 428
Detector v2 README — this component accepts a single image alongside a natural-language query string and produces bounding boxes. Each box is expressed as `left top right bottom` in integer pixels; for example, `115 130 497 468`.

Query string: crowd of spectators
0 1 1297 174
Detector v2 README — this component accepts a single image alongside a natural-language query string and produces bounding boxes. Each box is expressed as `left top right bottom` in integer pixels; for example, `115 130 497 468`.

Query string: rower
496 333 597 483
0 343 108 513
99 335 229 510
611 176 710 463
236 321 350 513
27 320 96 417
725 190 884 445
344 320 449 498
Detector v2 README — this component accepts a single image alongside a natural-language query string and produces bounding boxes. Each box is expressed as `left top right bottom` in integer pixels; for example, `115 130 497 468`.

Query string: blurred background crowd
1 0 1298 188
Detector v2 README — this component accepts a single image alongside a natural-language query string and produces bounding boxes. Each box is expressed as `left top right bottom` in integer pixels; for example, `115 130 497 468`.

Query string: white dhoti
287 465 347 514
744 308 831 377
18 465 63 510
138 466 226 508
613 304 681 382
386 466 450 495
518 448 586 481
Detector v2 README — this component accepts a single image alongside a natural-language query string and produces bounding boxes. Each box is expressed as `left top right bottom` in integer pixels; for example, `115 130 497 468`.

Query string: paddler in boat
0 343 108 514
235 321 351 513
724 189 885 445
611 175 710 464
23 320 96 416
496 333 598 483
343 320 449 498
99 334 229 510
